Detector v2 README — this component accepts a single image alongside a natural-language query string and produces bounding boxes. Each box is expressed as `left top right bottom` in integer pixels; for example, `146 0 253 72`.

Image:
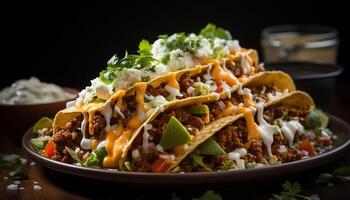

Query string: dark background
1 1 348 89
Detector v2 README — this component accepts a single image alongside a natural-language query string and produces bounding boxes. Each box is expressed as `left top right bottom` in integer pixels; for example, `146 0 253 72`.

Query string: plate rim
22 114 350 184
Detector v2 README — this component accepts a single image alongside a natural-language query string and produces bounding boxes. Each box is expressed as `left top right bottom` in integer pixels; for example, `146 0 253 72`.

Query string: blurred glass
261 25 338 64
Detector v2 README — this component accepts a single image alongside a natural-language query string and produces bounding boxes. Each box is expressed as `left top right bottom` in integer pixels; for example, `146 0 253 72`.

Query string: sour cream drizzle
256 102 279 157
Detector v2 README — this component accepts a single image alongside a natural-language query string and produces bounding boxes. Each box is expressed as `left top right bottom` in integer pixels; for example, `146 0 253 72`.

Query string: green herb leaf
316 166 350 185
84 147 107 167
199 23 232 40
95 147 107 162
190 154 211 171
193 190 222 200
332 166 350 176
138 39 152 55
315 173 334 184
65 147 84 165
85 154 100 167
8 166 28 180
0 153 20 168
282 181 301 194
107 54 119 67
271 181 319 200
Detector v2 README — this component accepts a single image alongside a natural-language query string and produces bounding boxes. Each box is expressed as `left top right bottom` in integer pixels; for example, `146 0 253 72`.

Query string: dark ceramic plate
22 114 350 185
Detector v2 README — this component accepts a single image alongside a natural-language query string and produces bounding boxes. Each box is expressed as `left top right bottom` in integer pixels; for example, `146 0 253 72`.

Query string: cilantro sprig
193 190 222 200
0 153 28 180
99 39 158 84
271 181 319 200
316 166 350 185
199 23 232 40
99 23 233 84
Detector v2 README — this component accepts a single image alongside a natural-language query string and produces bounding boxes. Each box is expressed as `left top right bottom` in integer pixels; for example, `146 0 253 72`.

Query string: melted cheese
135 82 148 123
240 52 253 75
102 85 147 168
243 88 256 107
166 72 180 90
91 139 98 150
211 63 238 86
235 107 260 142
204 105 210 124
223 102 235 116
103 121 135 168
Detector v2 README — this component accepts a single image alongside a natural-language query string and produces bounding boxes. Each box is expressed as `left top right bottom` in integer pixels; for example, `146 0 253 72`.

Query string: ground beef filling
52 113 106 163
178 106 313 172
129 85 281 172
129 107 207 172
145 59 265 100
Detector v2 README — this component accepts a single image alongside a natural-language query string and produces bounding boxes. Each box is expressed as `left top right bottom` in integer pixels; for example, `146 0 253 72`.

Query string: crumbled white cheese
7 184 18 191
151 39 167 60
195 38 213 58
227 40 241 53
172 50 197 71
33 185 42 191
13 180 21 185
132 149 141 160
159 154 176 161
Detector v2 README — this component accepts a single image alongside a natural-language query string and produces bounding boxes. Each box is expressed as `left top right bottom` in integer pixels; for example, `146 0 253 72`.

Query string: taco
121 72 296 172
171 91 333 172
47 24 268 168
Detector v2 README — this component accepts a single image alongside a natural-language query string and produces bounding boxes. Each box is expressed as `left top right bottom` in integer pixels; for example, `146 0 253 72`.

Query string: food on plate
29 24 334 173
0 77 75 105
173 92 333 172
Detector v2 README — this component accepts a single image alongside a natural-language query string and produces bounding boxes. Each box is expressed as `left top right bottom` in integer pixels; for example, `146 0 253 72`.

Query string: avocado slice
197 138 226 156
186 105 209 115
159 116 192 150
33 117 53 134
30 137 48 149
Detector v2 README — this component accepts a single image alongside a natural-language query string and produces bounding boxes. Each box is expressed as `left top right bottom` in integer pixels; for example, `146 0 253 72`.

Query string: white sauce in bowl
0 77 75 105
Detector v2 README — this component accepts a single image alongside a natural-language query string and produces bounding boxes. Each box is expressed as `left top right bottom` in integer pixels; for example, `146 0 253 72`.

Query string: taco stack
31 24 334 173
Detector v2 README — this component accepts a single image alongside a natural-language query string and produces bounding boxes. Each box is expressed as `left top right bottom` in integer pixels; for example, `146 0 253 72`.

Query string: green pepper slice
186 105 209 115
197 138 225 156
159 116 192 150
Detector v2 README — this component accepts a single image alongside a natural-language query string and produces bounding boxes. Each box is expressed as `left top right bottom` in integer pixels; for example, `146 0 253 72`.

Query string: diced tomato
299 140 316 156
319 138 332 147
151 158 172 173
44 141 56 158
215 82 223 93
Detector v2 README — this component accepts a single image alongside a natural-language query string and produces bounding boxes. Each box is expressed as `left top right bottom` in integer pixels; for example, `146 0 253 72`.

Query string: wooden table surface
1 79 350 200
